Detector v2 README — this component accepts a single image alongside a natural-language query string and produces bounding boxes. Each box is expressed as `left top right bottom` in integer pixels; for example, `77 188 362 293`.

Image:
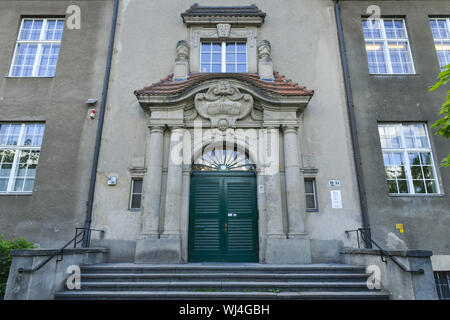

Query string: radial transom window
192 143 254 171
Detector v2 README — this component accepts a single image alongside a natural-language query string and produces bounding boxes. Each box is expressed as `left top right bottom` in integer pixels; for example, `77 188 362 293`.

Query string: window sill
0 192 33 196
368 73 419 77
4 76 55 79
128 209 141 212
306 209 319 213
389 193 444 197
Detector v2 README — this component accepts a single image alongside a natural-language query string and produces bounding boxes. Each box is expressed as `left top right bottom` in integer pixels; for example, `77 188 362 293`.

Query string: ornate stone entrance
134 76 314 264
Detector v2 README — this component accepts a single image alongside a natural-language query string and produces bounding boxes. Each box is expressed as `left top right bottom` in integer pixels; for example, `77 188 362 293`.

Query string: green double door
188 171 259 262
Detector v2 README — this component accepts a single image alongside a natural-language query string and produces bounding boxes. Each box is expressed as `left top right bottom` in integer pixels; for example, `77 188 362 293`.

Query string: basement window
129 178 143 210
434 272 450 300
305 178 318 212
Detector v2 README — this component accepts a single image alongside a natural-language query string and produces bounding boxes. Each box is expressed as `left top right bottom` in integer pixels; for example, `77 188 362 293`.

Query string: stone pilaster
282 125 306 237
140 125 165 236
162 127 185 237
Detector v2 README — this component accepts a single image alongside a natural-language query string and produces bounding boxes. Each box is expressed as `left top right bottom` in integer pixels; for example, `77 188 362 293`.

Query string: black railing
18 228 104 274
345 228 424 274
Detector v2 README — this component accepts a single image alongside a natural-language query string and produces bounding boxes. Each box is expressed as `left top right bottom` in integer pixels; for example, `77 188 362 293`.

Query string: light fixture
85 98 97 107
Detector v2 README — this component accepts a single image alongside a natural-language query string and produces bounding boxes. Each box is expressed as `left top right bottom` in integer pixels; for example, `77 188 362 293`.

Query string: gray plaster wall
91 0 363 262
339 1 450 256
0 1 114 247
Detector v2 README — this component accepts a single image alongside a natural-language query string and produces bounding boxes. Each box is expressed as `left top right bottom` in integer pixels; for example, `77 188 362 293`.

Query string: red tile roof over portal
134 72 314 98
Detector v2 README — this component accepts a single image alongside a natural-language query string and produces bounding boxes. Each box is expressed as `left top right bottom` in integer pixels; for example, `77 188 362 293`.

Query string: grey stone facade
338 0 450 272
0 0 114 247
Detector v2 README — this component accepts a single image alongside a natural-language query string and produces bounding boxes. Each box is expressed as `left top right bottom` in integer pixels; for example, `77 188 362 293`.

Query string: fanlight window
192 143 255 171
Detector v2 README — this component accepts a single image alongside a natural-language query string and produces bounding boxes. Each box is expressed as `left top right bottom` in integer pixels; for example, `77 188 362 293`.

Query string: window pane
226 64 235 73
387 180 398 193
211 64 221 72
306 195 316 209
305 180 314 193
363 20 382 39
398 180 409 193
201 43 211 53
133 179 142 194
131 195 141 209
413 180 426 193
236 64 247 73
226 43 235 52
200 64 210 73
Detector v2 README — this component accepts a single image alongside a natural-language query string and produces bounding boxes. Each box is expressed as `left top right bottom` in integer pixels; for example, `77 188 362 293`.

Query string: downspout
333 0 372 248
82 0 119 247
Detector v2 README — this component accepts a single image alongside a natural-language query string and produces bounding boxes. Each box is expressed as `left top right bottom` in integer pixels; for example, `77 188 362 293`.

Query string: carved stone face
257 40 271 59
176 40 189 60
217 119 229 131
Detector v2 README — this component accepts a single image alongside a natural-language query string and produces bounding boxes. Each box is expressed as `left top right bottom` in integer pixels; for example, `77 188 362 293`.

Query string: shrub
0 235 35 299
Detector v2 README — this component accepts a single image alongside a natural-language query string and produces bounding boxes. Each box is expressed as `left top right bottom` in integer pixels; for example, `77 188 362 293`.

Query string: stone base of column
134 235 181 264
265 236 311 264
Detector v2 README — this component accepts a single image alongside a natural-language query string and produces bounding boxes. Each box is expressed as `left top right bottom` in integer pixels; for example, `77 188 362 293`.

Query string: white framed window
0 123 45 194
435 272 450 300
378 123 440 195
200 42 247 73
362 18 415 74
304 179 318 212
429 18 450 68
129 178 143 210
9 18 65 77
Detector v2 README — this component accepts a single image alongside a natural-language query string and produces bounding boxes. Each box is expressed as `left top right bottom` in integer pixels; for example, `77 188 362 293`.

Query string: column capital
148 125 165 134
280 124 298 133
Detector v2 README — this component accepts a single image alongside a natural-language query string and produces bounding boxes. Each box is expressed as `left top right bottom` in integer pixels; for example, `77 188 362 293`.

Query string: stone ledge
341 247 432 258
11 247 109 257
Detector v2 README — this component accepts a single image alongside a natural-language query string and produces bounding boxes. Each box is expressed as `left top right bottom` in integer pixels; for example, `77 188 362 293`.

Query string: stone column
140 125 165 236
282 125 306 237
263 127 285 238
162 127 185 237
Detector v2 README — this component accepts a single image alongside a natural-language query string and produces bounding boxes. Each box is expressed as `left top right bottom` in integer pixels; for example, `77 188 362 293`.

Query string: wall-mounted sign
328 180 341 187
331 190 342 209
258 184 265 193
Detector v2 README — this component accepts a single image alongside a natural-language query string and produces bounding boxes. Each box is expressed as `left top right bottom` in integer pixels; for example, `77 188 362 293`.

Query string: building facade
89 0 363 264
0 0 115 247
1 0 449 300
338 0 450 296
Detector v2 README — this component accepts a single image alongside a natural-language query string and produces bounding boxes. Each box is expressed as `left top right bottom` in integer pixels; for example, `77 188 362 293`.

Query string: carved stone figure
195 80 254 128
174 40 189 81
217 24 231 38
257 40 274 81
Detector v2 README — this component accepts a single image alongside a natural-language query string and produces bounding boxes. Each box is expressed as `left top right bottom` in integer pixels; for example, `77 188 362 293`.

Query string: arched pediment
134 72 314 112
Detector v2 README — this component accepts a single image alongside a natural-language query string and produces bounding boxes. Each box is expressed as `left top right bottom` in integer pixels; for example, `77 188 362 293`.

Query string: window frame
129 177 143 210
362 18 416 75
200 41 248 73
0 123 45 195
8 17 65 78
304 178 318 212
378 123 441 195
434 271 450 300
429 17 450 68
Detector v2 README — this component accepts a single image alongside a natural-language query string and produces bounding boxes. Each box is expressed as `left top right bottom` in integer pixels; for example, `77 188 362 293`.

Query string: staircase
55 263 389 300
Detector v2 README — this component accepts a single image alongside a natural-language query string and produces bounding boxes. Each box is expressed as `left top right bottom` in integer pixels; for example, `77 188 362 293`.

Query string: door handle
224 222 228 232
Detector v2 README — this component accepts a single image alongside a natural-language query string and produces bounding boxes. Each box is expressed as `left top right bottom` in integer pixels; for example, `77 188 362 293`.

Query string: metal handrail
345 228 424 274
18 228 104 273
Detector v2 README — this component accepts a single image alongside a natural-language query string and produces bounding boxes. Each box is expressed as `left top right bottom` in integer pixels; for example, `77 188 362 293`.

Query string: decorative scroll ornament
194 80 254 130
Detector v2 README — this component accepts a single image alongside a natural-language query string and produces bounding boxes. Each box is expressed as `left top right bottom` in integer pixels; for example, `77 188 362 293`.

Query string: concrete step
76 281 373 292
55 290 389 300
80 272 371 282
80 263 367 275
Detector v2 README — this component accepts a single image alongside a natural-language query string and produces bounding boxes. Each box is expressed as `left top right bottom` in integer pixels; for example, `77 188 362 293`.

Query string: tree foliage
0 235 35 299
429 64 450 167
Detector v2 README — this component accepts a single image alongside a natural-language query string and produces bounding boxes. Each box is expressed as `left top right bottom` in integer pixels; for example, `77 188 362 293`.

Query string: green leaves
0 235 35 299
429 64 450 167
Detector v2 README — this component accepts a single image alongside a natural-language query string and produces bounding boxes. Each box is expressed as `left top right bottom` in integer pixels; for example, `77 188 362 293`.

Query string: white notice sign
331 190 342 209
